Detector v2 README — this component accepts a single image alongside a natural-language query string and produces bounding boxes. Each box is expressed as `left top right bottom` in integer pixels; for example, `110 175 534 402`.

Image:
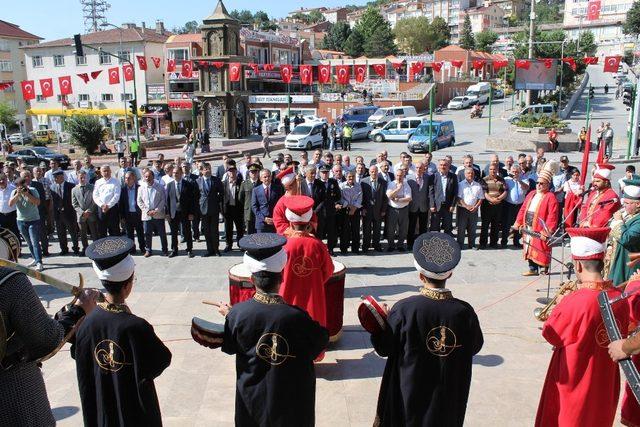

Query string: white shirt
114 140 126 153
161 174 174 188
393 161 416 175
67 170 82 185
0 183 16 214
386 179 412 209
45 168 72 184
458 179 484 207
92 177 120 209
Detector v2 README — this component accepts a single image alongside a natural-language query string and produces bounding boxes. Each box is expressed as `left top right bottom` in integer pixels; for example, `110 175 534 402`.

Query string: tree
343 28 365 57
394 17 431 54
459 14 475 50
322 22 352 51
0 102 17 131
355 7 389 42
355 7 396 55
364 27 397 57
172 20 199 34
624 49 635 66
308 10 325 24
624 0 640 35
230 9 254 24
475 30 498 53
429 17 451 50
67 116 103 154
253 11 278 31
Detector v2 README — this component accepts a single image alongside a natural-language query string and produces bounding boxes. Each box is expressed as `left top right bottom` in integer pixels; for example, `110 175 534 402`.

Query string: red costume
578 188 620 227
273 166 317 235
621 278 640 426
515 190 559 267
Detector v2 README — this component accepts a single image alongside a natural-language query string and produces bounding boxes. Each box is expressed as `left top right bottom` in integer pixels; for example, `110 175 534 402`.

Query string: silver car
447 96 473 110
347 121 373 140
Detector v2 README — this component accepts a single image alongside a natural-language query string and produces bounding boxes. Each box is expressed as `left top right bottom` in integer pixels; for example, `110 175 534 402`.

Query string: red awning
168 100 193 110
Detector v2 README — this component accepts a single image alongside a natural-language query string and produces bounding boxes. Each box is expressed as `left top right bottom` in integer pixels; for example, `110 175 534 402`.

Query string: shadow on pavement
345 266 416 276
316 350 386 381
52 406 80 421
473 354 505 367
345 284 419 300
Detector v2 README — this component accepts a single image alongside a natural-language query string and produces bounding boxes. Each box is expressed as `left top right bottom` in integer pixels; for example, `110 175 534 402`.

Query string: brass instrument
534 280 578 321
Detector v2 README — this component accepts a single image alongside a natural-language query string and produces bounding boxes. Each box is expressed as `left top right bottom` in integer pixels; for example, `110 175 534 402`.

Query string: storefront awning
168 100 192 110
27 108 142 117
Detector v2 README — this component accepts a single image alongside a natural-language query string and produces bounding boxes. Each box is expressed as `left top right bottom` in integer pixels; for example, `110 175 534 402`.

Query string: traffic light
623 88 635 108
73 34 84 57
588 86 595 99
128 99 137 116
192 99 201 116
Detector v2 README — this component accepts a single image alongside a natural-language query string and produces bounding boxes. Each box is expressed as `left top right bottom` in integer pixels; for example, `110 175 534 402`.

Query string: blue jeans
17 219 42 264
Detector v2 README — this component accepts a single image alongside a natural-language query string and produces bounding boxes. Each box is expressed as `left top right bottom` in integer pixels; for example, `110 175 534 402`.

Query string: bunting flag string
0 81 13 91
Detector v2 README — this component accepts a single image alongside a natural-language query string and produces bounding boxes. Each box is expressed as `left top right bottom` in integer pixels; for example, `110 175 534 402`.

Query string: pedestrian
502 165 528 247
457 167 484 250
604 83 609 94
119 171 145 255
479 164 506 249
197 163 224 256
321 122 328 149
166 166 196 258
261 131 271 159
9 171 43 271
51 170 80 255
342 122 353 151
578 127 587 152
547 127 559 152
283 115 291 134
201 130 211 153
0 172 18 239
222 164 244 252
429 159 458 236
603 122 614 157
596 122 605 151
182 137 196 165
386 166 412 252
329 123 337 150
114 137 126 160
129 137 139 166
339 171 363 254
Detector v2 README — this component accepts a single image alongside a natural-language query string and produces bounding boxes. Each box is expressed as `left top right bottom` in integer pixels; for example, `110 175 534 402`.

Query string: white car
346 121 373 140
262 118 279 134
8 133 31 145
284 123 324 150
303 115 327 124
447 96 473 110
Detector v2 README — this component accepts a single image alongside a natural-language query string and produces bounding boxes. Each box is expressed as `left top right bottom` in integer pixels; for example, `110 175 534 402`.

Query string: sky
5 0 368 41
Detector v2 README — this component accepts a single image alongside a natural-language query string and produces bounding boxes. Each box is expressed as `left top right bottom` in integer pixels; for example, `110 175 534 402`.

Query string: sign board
248 95 314 104
515 62 557 91
147 84 166 95
143 104 169 113
167 71 199 81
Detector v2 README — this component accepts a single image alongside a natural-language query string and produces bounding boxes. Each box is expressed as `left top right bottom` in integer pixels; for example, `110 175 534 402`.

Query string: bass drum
0 228 20 262
326 261 346 342
228 263 256 305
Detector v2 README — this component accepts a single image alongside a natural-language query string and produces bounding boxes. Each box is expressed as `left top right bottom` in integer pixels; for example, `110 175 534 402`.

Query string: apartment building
465 3 506 33
563 0 633 49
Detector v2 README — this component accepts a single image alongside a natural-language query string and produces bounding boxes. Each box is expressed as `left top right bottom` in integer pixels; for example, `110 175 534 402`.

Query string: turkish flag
603 56 621 73
90 70 102 80
451 60 464 68
318 64 331 83
263 64 275 71
493 60 508 71
335 65 350 85
515 59 531 70
39 78 54 98
280 64 293 83
299 65 313 85
181 60 193 78
248 63 260 74
151 57 161 68
136 55 147 71
229 63 241 82
77 73 90 84
587 0 601 20
212 62 225 69
412 62 425 74
541 58 554 69
123 63 134 81
430 62 443 73
108 67 120 85
167 58 176 72
58 76 73 95
472 60 486 71
0 82 12 91
583 56 599 65
354 64 367 83
391 62 404 70
21 80 35 101
372 64 386 77
562 57 577 72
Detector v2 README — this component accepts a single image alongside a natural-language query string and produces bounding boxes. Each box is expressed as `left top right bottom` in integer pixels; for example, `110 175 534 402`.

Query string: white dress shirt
457 179 484 206
386 180 412 209
161 174 174 188
92 177 121 209
0 184 16 214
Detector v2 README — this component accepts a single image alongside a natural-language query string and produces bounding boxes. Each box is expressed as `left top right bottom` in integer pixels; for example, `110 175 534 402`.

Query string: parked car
493 88 505 99
447 96 473 110
508 104 557 124
465 82 492 105
8 133 33 145
262 118 279 134
367 106 418 127
347 121 373 140
303 115 327 124
339 105 378 122
407 120 456 153
369 117 425 142
31 129 58 145
7 146 70 168
284 123 325 150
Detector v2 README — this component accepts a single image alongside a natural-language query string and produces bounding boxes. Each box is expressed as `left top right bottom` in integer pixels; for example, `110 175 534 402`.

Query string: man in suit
407 161 430 248
182 162 201 241
361 164 387 252
50 170 79 255
456 155 482 183
215 155 229 180
30 167 50 256
429 158 458 236
317 164 342 255
71 170 98 255
166 166 197 258
251 169 282 233
222 164 244 252
137 168 168 257
238 163 261 235
196 162 224 257
119 171 145 254
300 164 325 210
378 160 395 184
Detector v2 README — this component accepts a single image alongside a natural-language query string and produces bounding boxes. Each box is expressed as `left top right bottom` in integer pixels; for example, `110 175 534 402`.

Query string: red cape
535 286 629 427
516 191 559 267
273 195 318 235
622 279 640 426
578 188 620 227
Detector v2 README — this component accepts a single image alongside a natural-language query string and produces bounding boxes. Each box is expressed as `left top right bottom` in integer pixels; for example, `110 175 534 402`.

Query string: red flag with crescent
372 64 386 77
181 60 193 78
167 58 176 72
39 78 54 98
412 62 425 74
515 59 530 70
263 64 275 71
90 70 102 80
299 65 313 85
562 57 577 72
391 61 404 70
0 82 12 91
583 56 599 65
541 58 554 69
58 76 73 95
430 62 443 73
587 0 601 20
136 55 147 71
211 62 224 69
493 60 508 71
603 56 621 73
280 64 293 83
151 57 161 68
77 73 90 84
336 65 350 84
318 64 331 83
123 63 134 81
108 67 120 85
472 60 486 71
21 80 35 101
354 64 367 83
451 60 464 68
248 63 260 74
229 63 241 82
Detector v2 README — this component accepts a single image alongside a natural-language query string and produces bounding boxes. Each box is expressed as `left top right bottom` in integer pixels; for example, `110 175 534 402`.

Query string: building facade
465 3 506 33
563 0 633 52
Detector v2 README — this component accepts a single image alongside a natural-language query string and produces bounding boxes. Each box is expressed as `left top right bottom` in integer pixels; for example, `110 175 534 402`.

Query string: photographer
9 170 43 271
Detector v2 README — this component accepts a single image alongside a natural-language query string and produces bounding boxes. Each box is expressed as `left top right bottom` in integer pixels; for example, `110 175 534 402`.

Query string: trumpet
534 280 577 321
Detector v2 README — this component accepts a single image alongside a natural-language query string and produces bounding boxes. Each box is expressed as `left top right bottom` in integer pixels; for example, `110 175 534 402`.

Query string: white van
508 104 557 124
367 106 418 127
465 82 492 105
369 117 426 142
284 123 325 150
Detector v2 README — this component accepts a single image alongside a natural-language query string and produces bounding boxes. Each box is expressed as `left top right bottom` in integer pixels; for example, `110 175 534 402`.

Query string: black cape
222 295 329 427
372 294 483 427
72 304 172 427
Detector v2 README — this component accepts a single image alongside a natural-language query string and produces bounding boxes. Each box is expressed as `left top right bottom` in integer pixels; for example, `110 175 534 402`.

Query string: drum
325 260 346 342
228 263 256 305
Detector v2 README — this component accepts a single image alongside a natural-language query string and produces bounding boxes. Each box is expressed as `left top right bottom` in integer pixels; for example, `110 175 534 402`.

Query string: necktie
265 186 269 201
58 184 63 199
205 178 210 193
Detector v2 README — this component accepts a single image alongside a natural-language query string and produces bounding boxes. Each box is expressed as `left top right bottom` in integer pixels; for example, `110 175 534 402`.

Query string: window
101 94 114 102
0 61 12 72
394 108 405 115
117 50 131 64
36 95 46 102
169 48 189 65
57 95 68 102
78 94 90 102
120 93 133 101
99 50 111 65
76 55 87 66
400 120 411 129
0 40 10 52
32 56 43 67
410 120 422 128
53 55 65 67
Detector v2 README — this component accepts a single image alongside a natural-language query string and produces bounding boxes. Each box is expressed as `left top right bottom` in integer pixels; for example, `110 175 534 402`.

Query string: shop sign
249 95 313 104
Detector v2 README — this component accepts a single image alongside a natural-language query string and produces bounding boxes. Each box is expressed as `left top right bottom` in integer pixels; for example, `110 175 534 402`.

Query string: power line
80 0 111 33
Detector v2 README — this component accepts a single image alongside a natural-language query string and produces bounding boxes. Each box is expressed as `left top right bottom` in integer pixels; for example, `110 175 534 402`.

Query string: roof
167 33 201 44
0 20 42 40
23 26 169 50
205 0 237 22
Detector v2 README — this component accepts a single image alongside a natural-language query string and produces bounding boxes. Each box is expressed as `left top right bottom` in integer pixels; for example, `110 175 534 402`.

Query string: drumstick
202 300 222 307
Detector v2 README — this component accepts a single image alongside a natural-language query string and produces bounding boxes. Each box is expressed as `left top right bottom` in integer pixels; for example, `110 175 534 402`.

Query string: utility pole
630 72 640 158
428 86 434 152
586 84 592 129
488 86 493 135
527 0 536 106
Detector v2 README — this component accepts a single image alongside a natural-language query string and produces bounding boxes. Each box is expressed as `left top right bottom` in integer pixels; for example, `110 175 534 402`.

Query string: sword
0 258 85 301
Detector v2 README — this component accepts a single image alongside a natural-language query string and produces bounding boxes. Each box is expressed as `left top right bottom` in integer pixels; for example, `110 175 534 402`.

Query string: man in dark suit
222 164 244 252
300 164 325 209
361 164 387 252
317 164 342 255
407 162 430 248
378 160 395 185
239 163 261 235
181 162 201 241
71 170 98 255
167 166 197 257
50 170 79 255
119 171 145 254
429 158 458 236
251 169 282 233
456 155 482 183
196 163 224 257
215 155 229 180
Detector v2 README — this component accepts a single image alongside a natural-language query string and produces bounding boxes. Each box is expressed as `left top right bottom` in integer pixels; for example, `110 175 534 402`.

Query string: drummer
272 165 318 235
279 195 334 331
215 233 328 426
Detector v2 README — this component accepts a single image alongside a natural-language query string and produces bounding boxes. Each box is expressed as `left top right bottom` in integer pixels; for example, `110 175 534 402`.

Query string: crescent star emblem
62 81 68 88
25 84 32 93
609 58 616 66
44 82 50 90
111 71 117 78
